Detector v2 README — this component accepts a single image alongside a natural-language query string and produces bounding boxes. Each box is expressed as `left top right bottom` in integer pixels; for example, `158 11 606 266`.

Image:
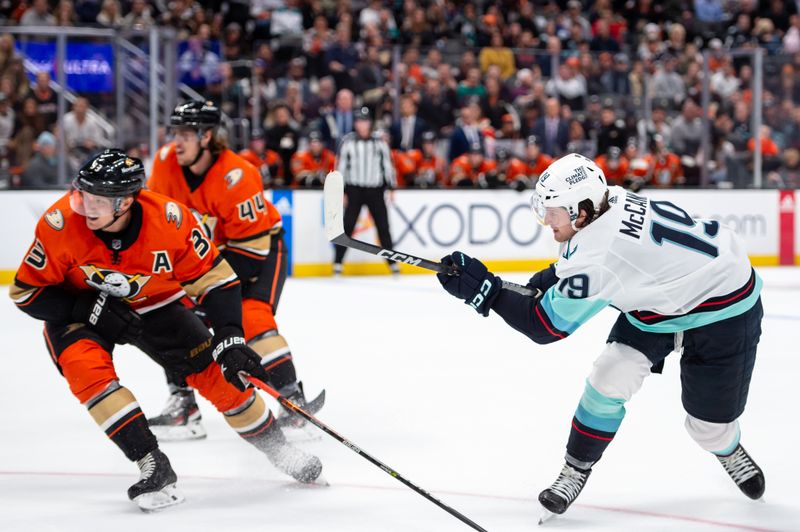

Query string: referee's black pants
334 185 394 264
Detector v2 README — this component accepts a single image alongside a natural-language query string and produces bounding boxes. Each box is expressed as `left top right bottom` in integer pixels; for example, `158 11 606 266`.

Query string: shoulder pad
43 208 65 231
165 201 183 229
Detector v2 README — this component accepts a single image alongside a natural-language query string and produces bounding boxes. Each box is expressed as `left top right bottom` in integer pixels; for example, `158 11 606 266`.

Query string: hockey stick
247 376 489 532
324 171 540 297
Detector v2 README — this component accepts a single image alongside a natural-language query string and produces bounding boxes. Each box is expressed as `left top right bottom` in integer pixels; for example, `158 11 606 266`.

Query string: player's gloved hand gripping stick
323 170 540 298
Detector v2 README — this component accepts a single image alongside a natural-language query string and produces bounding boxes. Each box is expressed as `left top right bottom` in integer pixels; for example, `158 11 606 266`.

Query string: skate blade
538 507 556 525
150 422 207 442
285 474 330 490
133 483 185 513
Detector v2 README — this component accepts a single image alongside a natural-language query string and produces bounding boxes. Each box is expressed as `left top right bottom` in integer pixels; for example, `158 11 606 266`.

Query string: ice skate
147 388 207 441
258 420 323 483
276 382 325 429
717 444 765 500
538 463 592 515
128 449 185 512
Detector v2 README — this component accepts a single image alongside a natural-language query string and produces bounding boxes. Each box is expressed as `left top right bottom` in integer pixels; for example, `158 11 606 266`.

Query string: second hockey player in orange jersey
147 101 323 438
10 150 322 510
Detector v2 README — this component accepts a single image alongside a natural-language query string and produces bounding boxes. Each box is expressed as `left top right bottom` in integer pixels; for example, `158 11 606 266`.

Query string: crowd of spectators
1 0 800 189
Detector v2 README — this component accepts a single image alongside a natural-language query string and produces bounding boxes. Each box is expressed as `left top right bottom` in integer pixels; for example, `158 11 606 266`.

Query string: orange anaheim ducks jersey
240 148 285 185
645 152 683 188
595 155 630 186
11 190 236 314
290 149 335 185
392 149 418 187
505 154 553 182
408 150 446 186
449 155 498 186
148 144 281 259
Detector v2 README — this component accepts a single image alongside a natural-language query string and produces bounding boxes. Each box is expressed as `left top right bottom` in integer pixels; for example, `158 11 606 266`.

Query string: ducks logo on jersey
79 265 152 302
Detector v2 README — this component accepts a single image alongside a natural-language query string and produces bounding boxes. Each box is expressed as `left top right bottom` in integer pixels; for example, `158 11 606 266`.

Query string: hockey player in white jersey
437 153 765 516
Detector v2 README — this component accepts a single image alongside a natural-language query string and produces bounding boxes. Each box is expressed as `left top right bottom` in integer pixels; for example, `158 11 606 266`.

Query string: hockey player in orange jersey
595 146 630 186
645 134 684 188
239 129 285 188
290 130 335 188
405 131 446 188
147 101 323 439
448 142 499 188
9 150 322 511
503 136 553 190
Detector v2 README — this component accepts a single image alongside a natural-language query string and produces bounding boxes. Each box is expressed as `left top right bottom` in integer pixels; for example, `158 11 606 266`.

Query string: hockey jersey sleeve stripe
489 287 567 344
181 258 239 299
539 286 610 335
227 232 272 257
9 283 39 305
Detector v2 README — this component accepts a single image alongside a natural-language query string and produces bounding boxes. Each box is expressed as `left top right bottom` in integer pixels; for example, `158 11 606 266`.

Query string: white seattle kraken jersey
539 186 760 334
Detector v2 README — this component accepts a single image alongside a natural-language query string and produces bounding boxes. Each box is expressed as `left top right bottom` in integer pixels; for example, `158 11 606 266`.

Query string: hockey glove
212 326 270 392
437 252 501 316
526 262 558 294
72 291 143 345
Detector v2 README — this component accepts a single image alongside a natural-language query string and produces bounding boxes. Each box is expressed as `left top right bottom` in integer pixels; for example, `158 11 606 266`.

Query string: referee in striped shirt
333 106 398 275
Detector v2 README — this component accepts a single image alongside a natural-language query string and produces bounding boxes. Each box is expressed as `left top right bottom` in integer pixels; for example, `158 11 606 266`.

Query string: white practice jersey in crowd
540 186 761 335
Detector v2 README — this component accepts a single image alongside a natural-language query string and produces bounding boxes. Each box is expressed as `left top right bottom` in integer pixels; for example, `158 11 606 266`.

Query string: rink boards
0 188 795 283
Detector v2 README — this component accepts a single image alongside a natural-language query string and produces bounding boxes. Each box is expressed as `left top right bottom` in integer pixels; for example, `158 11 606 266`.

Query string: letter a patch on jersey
152 251 173 274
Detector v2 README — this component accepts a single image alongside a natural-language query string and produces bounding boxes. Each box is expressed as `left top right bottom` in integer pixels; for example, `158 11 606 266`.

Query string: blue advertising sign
15 42 115 93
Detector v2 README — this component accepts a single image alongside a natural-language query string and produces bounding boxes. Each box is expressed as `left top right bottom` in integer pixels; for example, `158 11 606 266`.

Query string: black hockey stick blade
323 171 541 297
247 376 489 532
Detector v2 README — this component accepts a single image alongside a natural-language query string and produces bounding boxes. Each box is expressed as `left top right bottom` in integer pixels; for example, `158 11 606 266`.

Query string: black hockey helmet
170 100 221 130
73 149 145 197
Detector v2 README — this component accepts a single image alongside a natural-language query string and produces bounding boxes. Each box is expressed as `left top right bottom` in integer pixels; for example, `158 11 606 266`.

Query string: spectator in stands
637 100 672 152
652 55 685 110
545 59 586 111
121 0 154 30
319 88 354 150
304 15 333 79
0 33 21 78
354 46 387 104
303 75 335 123
457 66 486 105
596 101 627 154
178 35 221 92
325 23 359 91
264 102 300 182
10 97 45 168
532 97 569 157
0 92 13 167
96 0 123 27
418 76 457 136
390 94 427 151
20 0 56 26
448 99 484 161
239 129 285 188
56 0 77 26
62 97 109 172
277 57 312 102
767 148 800 187
28 71 57 128
20 131 58 188
711 59 741 100
670 98 704 158
1 59 29 106
291 130 335 188
479 31 516 81
590 18 621 53
481 76 514 131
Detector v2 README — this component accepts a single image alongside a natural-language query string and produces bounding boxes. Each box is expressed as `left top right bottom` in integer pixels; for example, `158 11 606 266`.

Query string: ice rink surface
1 267 799 532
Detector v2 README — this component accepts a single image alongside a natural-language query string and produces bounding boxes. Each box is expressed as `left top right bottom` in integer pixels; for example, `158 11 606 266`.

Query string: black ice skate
717 444 765 500
147 388 207 441
538 463 592 517
259 421 324 483
128 449 185 512
276 382 325 429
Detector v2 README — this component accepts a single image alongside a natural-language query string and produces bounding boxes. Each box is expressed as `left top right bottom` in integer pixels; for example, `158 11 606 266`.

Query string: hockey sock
86 382 158 462
566 380 626 465
223 392 282 448
248 330 297 390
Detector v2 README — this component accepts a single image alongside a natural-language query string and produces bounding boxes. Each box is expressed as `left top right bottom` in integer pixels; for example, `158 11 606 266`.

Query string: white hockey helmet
531 153 608 229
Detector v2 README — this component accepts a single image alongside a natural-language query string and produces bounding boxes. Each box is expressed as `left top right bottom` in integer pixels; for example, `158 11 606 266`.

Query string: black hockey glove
437 252 501 316
72 291 143 345
212 326 270 391
526 262 558 294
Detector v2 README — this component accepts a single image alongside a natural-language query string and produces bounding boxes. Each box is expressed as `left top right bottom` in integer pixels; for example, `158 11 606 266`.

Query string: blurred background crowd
1 0 800 190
